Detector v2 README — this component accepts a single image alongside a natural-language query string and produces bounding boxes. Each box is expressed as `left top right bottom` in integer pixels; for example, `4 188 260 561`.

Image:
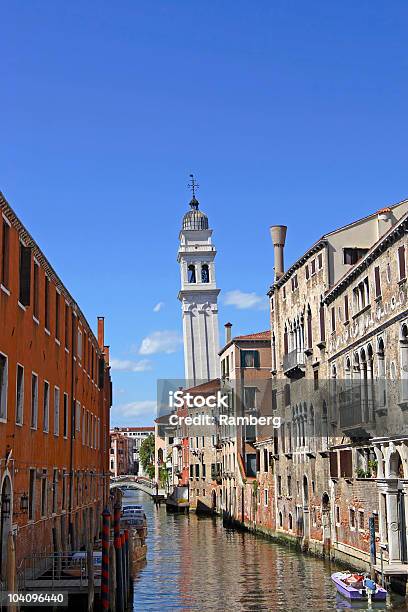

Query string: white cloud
153 302 164 312
224 289 268 310
111 358 152 372
139 330 183 355
112 400 157 420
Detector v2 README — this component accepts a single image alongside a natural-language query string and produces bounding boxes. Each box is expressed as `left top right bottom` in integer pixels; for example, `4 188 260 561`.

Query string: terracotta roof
233 330 271 341
184 378 220 394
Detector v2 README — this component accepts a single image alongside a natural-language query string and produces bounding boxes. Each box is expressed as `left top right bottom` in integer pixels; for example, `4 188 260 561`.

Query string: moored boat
331 572 387 601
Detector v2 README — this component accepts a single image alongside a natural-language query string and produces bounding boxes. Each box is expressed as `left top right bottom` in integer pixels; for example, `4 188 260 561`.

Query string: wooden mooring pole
114 499 124 612
87 545 94 612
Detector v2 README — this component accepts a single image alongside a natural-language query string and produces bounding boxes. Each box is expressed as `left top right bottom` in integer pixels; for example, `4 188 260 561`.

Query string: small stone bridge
110 476 166 498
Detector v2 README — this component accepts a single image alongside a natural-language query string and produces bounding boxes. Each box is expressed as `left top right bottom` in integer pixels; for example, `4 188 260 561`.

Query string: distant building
0 192 112 584
109 432 133 476
110 426 154 475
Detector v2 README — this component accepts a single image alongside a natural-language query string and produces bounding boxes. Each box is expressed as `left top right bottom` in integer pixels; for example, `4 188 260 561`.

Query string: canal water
124 490 406 611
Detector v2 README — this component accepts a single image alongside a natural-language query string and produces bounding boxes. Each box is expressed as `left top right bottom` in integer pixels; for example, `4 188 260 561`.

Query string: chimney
97 316 105 349
225 322 232 344
104 345 110 365
270 225 287 280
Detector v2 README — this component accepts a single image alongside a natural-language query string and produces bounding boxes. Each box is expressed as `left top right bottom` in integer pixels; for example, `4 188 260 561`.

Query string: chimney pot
225 322 232 344
270 225 287 280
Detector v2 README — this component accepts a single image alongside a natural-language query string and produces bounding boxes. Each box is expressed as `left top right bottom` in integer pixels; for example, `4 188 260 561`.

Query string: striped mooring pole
101 507 111 610
114 499 124 612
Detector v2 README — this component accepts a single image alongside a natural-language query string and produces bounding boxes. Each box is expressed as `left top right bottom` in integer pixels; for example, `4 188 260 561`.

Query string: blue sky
1 2 407 426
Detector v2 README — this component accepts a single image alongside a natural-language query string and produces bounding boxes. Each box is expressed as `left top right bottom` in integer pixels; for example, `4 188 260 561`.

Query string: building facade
0 193 112 585
110 426 154 476
109 431 133 477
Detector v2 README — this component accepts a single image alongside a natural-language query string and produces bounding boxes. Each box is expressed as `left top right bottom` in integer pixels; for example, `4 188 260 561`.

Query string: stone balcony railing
283 349 306 375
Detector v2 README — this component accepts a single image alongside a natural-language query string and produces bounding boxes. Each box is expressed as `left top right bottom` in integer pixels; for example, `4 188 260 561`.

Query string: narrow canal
124 490 406 611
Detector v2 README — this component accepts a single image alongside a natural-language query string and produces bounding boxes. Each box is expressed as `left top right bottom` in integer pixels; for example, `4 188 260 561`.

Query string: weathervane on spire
188 173 199 199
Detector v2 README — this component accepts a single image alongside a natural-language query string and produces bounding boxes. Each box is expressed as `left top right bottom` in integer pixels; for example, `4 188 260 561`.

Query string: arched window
319 299 325 343
288 513 293 530
377 338 386 410
400 324 408 403
188 265 196 283
201 264 209 283
307 305 313 350
278 511 283 528
272 332 277 372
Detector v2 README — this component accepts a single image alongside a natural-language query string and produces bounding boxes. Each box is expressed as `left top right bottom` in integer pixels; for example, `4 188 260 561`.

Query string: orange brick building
0 193 112 583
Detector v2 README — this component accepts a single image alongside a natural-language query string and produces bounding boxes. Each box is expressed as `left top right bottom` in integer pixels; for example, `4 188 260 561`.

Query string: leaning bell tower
177 176 220 385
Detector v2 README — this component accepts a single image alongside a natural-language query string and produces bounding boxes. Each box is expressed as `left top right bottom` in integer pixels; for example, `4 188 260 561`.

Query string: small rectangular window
349 508 356 529
43 381 50 432
336 505 340 524
0 353 8 420
82 408 86 444
19 244 32 306
311 259 316 275
344 295 349 323
44 277 50 330
305 264 309 280
318 253 323 269
16 364 24 425
240 350 260 368
331 307 336 332
398 245 406 281
264 489 268 506
319 304 325 342
55 291 60 340
29 468 36 520
31 373 38 428
282 286 286 300
52 468 58 514
54 387 60 436
63 393 68 438
358 510 364 530
62 469 66 510
374 266 381 298
76 401 81 432
1 219 10 288
41 472 47 517
77 329 82 360
33 262 40 320
65 303 70 349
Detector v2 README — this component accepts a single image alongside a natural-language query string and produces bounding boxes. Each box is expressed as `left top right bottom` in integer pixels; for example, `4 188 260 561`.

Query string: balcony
283 349 305 377
339 388 374 438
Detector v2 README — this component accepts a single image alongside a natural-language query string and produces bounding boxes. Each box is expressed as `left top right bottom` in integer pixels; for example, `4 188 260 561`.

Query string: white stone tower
177 181 220 385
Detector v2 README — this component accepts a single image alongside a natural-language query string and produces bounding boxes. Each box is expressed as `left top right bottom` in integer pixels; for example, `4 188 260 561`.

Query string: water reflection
125 491 405 611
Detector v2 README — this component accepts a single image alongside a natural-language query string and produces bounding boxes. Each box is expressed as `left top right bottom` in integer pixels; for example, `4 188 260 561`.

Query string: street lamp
20 492 29 514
